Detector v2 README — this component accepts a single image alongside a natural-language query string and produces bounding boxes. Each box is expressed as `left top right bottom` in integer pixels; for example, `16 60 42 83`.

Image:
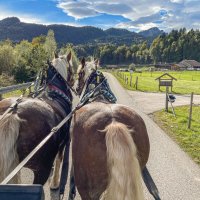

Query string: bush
0 73 15 87
13 64 36 83
129 63 136 71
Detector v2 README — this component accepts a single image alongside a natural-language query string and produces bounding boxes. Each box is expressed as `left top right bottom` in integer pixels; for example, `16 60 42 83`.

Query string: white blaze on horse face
52 57 69 81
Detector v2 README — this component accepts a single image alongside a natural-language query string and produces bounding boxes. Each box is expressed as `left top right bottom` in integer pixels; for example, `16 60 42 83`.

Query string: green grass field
153 105 200 165
113 70 200 94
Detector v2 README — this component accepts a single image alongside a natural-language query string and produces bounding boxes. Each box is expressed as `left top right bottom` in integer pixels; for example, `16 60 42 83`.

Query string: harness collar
46 64 73 114
80 70 117 104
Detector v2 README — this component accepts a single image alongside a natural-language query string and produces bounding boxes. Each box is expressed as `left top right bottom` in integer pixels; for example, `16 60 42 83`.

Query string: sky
0 0 200 32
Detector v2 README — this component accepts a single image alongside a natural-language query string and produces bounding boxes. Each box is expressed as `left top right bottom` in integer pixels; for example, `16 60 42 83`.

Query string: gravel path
20 72 200 200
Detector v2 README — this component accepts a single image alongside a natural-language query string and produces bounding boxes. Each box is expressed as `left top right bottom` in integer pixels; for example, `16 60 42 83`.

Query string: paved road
21 72 200 200
127 90 200 114
105 72 200 200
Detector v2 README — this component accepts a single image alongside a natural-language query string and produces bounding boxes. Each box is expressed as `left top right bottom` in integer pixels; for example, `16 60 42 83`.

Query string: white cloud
170 0 183 3
56 0 200 31
94 3 133 15
57 1 98 19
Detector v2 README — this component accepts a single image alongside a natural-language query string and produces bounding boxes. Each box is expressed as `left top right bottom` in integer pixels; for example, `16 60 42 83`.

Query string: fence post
126 77 128 85
0 94 2 101
135 76 138 90
130 74 132 87
188 92 194 129
165 86 169 112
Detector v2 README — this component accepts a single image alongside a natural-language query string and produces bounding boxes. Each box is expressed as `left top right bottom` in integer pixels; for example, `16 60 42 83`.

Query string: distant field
153 105 200 165
112 70 200 94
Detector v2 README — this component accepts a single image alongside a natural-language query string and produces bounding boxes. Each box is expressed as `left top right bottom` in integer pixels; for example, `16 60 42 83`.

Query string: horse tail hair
101 122 144 200
0 113 21 183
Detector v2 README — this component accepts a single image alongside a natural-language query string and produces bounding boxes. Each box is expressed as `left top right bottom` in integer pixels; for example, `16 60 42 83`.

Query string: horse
0 52 75 188
70 58 150 200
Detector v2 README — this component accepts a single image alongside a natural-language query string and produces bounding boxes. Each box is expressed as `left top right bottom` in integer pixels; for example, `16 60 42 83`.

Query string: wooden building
173 60 200 70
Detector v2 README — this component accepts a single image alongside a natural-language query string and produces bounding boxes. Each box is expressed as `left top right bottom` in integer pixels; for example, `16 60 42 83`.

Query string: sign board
160 80 172 87
155 73 177 91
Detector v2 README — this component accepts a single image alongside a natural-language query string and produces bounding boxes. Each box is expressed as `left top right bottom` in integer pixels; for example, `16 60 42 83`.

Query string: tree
0 43 16 75
13 39 47 82
44 29 57 60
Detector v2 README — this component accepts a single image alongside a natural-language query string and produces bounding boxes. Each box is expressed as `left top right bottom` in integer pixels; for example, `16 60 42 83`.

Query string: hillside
139 27 164 39
0 17 163 45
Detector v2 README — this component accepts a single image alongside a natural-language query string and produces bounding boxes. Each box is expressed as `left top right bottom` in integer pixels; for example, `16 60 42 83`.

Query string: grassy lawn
112 70 200 94
153 105 200 165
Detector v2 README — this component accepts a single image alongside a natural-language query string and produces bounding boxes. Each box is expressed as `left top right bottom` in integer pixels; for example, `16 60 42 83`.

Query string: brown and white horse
70 58 150 200
0 52 74 188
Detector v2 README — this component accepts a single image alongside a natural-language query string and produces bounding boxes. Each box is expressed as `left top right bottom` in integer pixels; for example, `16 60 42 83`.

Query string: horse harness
80 70 117 104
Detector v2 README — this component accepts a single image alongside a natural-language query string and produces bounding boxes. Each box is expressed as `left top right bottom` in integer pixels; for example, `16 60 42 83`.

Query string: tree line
73 28 200 65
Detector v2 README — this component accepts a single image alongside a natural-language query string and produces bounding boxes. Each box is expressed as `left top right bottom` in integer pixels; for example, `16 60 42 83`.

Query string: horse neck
45 65 73 114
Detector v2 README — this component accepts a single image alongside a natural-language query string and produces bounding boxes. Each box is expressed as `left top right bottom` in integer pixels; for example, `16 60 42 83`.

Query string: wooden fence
0 82 32 100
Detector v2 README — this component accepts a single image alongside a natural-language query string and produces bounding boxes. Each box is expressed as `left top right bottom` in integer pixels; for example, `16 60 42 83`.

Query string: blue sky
0 0 200 32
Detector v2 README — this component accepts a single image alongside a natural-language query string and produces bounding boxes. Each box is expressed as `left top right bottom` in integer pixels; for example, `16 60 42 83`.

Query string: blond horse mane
0 113 22 183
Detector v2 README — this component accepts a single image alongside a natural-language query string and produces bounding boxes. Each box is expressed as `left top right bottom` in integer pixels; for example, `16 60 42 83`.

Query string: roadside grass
112 70 200 94
153 105 200 165
3 90 24 98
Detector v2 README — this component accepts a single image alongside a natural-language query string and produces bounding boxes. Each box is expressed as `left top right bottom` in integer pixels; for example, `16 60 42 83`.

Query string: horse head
51 51 75 87
76 57 99 95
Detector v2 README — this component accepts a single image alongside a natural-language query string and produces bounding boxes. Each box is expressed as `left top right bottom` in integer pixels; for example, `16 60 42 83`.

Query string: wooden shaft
188 92 194 129
165 86 169 112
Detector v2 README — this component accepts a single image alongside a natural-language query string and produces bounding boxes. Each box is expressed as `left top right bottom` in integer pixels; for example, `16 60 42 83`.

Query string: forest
1 27 200 86
74 28 200 65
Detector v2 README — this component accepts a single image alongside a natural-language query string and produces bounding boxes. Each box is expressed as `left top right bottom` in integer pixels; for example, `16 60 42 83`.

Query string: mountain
95 28 144 45
105 28 135 37
0 17 106 45
0 17 162 45
139 27 164 39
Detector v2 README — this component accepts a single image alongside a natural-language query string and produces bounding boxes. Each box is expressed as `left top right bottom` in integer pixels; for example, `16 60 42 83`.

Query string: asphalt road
104 72 200 200
21 72 200 200
127 90 200 114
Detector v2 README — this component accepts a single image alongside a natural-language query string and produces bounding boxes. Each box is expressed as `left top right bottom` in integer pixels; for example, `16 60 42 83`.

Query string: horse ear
81 57 86 68
54 52 59 59
67 51 72 62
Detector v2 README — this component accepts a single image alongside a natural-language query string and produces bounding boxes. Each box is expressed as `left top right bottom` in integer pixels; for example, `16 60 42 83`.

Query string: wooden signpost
155 73 177 115
155 73 177 91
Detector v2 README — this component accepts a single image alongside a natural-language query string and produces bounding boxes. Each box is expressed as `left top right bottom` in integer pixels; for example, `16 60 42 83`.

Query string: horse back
72 102 149 168
71 102 150 199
